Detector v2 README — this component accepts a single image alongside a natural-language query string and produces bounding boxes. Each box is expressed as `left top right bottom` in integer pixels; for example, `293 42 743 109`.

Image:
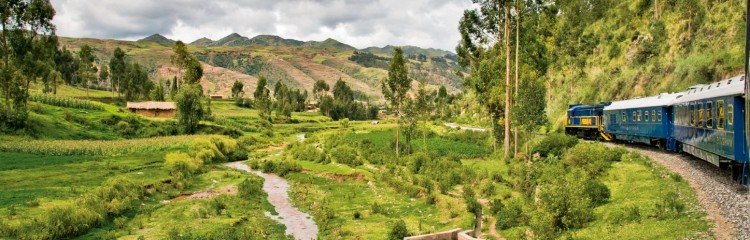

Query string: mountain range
59 33 464 101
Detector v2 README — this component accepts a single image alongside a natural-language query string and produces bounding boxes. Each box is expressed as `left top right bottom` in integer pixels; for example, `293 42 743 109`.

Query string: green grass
569 156 710 239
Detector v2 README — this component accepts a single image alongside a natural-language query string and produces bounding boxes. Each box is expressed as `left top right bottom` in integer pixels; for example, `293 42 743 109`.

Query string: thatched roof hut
126 101 176 118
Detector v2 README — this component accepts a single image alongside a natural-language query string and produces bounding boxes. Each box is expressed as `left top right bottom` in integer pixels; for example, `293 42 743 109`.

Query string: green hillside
62 34 465 102
546 0 745 128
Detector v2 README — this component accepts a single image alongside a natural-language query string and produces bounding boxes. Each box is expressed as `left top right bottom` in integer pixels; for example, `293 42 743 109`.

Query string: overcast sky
51 0 473 51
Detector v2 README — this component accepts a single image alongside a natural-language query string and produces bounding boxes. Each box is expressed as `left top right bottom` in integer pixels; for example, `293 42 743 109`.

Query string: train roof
604 92 683 111
670 74 746 104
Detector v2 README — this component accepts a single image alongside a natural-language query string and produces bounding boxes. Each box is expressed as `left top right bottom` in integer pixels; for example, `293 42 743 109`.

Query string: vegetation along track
604 142 749 240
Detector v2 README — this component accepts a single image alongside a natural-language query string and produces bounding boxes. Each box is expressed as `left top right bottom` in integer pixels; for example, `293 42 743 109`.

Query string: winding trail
224 161 318 240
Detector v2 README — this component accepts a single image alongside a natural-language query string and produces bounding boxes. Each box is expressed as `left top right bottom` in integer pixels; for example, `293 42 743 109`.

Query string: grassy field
0 85 711 240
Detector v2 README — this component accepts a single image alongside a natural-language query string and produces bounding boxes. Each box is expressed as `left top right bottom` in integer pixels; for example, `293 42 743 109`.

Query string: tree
457 0 519 156
122 62 149 101
175 84 204 134
171 41 191 84
109 47 127 97
333 78 353 103
98 63 109 88
151 79 166 101
54 47 77 88
414 79 433 150
381 48 411 160
464 188 482 237
231 80 244 102
77 45 97 98
312 79 329 100
0 0 56 128
254 76 272 121
512 78 547 155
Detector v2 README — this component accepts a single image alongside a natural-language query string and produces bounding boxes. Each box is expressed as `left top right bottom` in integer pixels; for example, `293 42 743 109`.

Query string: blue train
566 74 748 183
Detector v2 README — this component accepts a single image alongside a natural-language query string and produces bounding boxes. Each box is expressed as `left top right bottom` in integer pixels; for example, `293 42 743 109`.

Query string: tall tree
457 0 516 156
381 47 411 159
109 47 126 97
77 45 97 98
0 0 56 128
313 79 329 100
175 83 204 134
254 76 272 121
99 63 109 88
171 41 191 84
414 79 433 150
231 80 244 100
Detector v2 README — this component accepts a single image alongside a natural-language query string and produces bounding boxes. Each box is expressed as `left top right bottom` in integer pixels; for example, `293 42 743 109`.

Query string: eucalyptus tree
381 47 411 159
0 0 57 128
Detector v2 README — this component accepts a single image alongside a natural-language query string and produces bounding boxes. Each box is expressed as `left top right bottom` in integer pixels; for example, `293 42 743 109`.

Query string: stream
224 161 318 240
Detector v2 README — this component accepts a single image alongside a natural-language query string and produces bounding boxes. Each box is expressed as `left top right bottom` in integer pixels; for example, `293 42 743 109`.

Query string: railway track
603 141 749 239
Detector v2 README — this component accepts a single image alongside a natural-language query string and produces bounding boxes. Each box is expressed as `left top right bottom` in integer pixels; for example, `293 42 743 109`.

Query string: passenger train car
566 75 748 183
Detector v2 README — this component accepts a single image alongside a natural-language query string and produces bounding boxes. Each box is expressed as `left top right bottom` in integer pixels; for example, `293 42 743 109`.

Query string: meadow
0 86 711 239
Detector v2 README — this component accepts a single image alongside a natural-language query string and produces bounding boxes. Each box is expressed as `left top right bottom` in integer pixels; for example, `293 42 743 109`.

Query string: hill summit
136 34 175 46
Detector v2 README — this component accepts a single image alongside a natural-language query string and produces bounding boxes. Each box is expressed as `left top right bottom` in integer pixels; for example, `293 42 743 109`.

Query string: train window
717 101 725 129
728 104 734 126
632 111 636 122
622 112 626 123
697 104 704 127
658 111 662 122
690 103 695 126
638 111 642 122
706 101 713 128
644 111 649 122
652 110 656 122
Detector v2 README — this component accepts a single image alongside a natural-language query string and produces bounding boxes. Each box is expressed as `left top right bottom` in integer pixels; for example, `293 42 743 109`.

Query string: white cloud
50 0 473 51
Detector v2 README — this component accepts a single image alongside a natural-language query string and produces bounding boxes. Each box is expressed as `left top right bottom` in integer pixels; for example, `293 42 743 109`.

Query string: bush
253 159 302 177
371 202 385 215
388 220 410 240
340 118 350 128
492 197 526 229
584 179 611 206
238 177 264 198
353 211 361 219
330 145 363 167
164 152 203 184
563 143 620 177
188 137 241 163
532 133 578 158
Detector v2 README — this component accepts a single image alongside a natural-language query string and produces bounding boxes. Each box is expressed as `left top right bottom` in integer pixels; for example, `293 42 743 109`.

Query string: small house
126 101 176 118
210 95 224 99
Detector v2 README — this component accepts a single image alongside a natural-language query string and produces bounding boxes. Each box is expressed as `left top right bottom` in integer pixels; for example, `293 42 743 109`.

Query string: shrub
564 143 618 177
238 177 264 198
340 118 350 128
353 211 361 219
532 133 578 158
584 179 611 206
114 216 128 229
116 121 133 136
164 152 203 183
388 220 410 240
493 197 526 229
255 160 301 177
330 145 362 167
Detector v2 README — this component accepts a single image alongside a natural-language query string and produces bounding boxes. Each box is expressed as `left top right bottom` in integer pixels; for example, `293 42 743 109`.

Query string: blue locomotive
567 74 748 183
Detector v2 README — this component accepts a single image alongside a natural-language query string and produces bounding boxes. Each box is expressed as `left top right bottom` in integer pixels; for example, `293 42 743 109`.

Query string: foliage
164 152 203 183
388 220 410 240
175 84 204 134
0 0 57 129
253 76 272 121
532 133 579 158
238 177 264 198
330 145 363 167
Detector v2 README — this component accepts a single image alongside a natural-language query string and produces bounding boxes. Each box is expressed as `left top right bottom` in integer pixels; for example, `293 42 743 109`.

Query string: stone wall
404 228 480 240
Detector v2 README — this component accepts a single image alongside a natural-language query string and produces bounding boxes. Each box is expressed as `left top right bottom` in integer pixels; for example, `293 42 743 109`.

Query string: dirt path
606 143 746 240
224 161 318 240
488 217 505 240
160 184 237 204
